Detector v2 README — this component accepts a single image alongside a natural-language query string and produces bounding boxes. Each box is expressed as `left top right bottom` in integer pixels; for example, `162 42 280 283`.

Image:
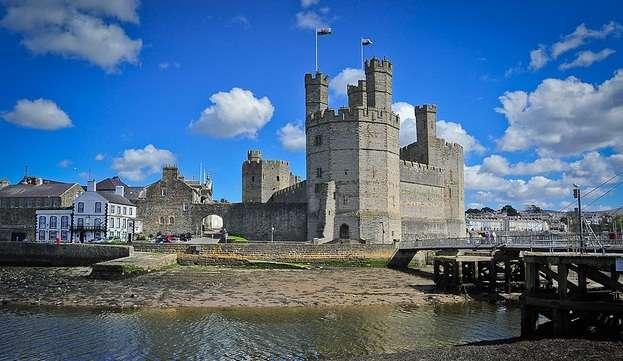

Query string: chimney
115 185 125 197
0 179 8 190
87 180 97 192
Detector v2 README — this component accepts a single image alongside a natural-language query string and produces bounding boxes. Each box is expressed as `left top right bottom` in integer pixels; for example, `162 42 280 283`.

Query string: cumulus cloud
278 122 306 151
230 15 250 29
466 151 623 209
2 98 72 130
189 88 274 139
391 102 484 153
94 153 105 161
559 48 616 70
481 155 568 176
496 70 623 156
0 0 142 72
158 62 180 70
111 144 175 181
528 46 549 70
551 21 622 59
295 9 330 30
329 68 364 97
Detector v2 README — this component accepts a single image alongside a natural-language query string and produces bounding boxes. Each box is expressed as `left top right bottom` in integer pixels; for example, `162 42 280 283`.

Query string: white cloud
2 98 72 130
329 68 364 97
278 122 306 151
111 144 175 181
551 21 622 59
391 102 484 153
301 0 320 7
189 88 274 139
437 120 485 154
496 70 623 156
481 155 568 176
95 153 105 161
0 0 142 72
295 10 328 30
58 159 72 168
528 46 549 70
559 48 615 70
231 15 250 29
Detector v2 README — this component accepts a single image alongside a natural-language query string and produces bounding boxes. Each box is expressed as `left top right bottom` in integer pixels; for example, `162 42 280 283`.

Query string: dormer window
77 202 84 213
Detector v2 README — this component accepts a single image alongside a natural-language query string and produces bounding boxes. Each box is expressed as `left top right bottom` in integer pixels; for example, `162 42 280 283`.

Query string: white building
35 208 73 242
72 181 137 242
466 214 550 233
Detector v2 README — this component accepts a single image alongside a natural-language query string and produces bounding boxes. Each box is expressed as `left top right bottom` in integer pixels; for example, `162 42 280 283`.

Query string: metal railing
399 233 623 254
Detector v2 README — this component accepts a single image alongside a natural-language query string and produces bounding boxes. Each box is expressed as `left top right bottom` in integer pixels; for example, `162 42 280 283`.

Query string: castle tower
305 58 401 244
242 150 297 203
305 72 329 116
365 58 393 110
415 104 437 164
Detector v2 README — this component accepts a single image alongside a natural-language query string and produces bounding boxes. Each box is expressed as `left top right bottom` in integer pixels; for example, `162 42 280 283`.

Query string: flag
317 27 332 35
361 38 373 45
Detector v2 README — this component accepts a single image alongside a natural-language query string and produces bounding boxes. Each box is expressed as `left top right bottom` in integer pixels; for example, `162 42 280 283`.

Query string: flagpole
360 38 364 70
315 29 318 72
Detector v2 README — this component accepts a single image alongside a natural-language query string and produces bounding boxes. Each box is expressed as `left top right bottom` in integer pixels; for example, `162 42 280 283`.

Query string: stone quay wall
0 242 133 266
132 242 395 263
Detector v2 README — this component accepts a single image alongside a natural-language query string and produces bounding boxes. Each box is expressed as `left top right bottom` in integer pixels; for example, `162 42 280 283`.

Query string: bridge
389 234 623 268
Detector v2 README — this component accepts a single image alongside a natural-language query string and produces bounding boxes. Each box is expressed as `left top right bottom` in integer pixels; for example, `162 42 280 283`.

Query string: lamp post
271 225 275 244
573 184 583 250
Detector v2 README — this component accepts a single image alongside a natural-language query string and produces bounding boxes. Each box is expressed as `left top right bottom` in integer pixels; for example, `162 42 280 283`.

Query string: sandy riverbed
0 266 465 308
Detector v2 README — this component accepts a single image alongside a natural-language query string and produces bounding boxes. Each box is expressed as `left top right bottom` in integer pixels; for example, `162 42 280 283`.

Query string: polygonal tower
305 58 401 244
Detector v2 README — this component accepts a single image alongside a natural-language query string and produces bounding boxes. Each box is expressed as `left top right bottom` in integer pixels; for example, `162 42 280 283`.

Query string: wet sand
0 266 464 308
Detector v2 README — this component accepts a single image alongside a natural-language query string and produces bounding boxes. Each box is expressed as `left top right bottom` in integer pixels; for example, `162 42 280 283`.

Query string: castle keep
136 57 465 243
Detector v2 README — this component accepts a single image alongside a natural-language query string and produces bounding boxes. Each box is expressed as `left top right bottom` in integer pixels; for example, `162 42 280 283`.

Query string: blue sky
1 0 622 211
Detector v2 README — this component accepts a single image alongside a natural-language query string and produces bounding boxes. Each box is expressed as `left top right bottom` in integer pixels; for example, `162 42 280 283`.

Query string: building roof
95 176 145 201
97 191 134 206
0 182 78 198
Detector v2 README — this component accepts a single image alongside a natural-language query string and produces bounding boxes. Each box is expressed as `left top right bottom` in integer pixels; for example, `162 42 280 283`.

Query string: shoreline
0 265 466 309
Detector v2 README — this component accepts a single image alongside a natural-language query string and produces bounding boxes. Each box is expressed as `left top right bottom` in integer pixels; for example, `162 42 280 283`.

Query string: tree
481 207 495 213
525 204 543 213
466 208 481 214
500 204 519 216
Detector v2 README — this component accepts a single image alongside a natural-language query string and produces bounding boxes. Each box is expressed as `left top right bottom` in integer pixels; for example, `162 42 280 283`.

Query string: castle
133 57 465 243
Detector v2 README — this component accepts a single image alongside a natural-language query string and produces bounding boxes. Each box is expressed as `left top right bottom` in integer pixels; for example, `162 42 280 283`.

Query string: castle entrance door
339 224 350 239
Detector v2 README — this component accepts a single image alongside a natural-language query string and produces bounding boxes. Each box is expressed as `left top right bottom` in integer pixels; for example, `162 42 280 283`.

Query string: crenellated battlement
304 72 329 84
415 104 437 113
306 107 399 127
365 58 392 74
401 160 444 173
400 160 446 187
243 159 290 167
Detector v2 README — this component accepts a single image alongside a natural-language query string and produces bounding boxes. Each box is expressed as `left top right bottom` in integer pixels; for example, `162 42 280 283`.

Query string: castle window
314 135 322 146
314 183 322 193
161 188 167 197
183 203 189 211
169 217 175 225
276 176 280 182
316 167 323 178
159 216 165 225
251 176 255 182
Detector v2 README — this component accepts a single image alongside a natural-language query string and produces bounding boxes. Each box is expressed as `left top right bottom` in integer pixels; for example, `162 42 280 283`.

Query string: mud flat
0 266 464 309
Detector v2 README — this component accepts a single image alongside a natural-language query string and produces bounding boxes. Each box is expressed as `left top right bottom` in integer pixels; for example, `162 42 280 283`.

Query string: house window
110 206 115 214
161 188 166 197
129 208 133 216
94 218 101 227
77 218 84 227
49 231 58 241
117 206 121 214
39 216 46 229
50 216 57 229
316 167 323 178
123 219 127 229
182 203 189 211
77 202 84 213
61 216 69 229
95 202 101 213
38 230 45 241
159 216 165 225
94 231 101 240
123 207 127 215
61 230 68 241
314 135 322 146
169 217 175 225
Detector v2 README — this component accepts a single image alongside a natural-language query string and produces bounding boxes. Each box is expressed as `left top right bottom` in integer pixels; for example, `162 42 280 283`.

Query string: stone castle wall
191 202 307 241
242 152 298 203
268 181 307 204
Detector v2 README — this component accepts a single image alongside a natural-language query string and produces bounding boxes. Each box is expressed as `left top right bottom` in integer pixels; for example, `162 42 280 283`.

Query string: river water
0 302 519 360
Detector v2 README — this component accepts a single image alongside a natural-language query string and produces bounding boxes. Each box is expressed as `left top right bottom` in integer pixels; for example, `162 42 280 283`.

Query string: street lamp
573 184 583 250
271 225 275 244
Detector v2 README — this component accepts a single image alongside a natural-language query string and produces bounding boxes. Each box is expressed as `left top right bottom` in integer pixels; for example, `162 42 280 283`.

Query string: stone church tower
305 59 401 244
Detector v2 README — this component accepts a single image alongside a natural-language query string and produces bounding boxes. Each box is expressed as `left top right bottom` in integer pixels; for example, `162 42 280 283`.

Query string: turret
162 165 179 182
365 58 392 110
305 72 329 116
415 104 437 147
247 149 262 162
347 80 367 108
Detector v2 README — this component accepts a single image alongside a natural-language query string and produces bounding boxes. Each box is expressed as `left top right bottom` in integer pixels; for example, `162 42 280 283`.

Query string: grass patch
246 260 311 269
310 259 389 268
104 239 127 245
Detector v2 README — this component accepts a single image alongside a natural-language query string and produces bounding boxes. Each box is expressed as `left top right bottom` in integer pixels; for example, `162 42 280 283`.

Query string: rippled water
0 303 519 360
